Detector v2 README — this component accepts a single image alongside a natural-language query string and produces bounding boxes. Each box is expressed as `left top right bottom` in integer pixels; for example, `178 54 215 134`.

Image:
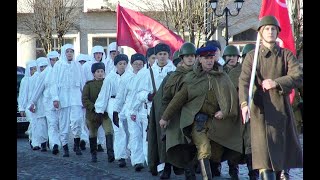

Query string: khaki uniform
82 79 113 137
161 62 241 167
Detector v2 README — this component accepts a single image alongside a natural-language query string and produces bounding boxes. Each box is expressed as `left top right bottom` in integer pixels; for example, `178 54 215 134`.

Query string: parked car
17 66 29 138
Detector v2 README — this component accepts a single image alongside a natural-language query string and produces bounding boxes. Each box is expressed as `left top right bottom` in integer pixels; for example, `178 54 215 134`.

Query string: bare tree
18 0 81 54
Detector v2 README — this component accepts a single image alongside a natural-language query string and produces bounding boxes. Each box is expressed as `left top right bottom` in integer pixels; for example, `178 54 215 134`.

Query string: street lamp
209 0 244 45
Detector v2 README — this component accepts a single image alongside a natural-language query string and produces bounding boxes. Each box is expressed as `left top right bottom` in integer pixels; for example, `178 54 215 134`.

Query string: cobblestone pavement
17 134 303 180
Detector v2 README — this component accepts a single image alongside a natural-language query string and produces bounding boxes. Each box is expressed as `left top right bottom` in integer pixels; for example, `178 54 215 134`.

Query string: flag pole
244 33 261 124
116 2 120 54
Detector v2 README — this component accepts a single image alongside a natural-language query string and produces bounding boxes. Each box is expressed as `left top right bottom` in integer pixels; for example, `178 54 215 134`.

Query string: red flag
116 4 185 56
259 0 295 104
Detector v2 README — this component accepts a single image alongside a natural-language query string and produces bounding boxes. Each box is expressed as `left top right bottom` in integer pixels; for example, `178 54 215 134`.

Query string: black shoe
52 144 59 155
119 158 126 168
80 140 86 150
134 163 144 172
106 134 115 162
63 144 69 157
33 146 40 150
97 144 104 152
160 163 171 179
74 138 82 155
228 161 239 180
210 161 221 177
40 142 47 152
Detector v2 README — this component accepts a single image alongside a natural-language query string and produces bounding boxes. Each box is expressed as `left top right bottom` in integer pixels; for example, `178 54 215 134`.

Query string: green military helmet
223 45 240 57
172 50 182 67
242 44 255 57
258 15 281 32
172 50 180 61
179 42 196 57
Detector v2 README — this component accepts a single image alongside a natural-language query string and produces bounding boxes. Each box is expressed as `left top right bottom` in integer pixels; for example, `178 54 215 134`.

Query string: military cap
196 46 217 57
205 40 221 50
131 53 146 64
146 47 155 58
114 54 129 65
172 50 181 67
154 43 170 55
91 62 105 73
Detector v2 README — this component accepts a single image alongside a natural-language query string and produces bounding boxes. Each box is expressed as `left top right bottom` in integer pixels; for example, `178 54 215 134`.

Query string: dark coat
161 62 240 167
238 44 303 170
224 63 252 155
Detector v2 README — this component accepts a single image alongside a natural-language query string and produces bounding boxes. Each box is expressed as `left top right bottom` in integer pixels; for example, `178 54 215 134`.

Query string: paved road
17 134 303 179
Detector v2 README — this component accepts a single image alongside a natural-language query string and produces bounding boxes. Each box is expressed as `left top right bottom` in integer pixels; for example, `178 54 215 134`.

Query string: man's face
148 54 156 67
182 54 196 67
110 51 119 60
30 66 37 76
156 51 169 64
40 65 47 72
65 48 74 61
50 57 58 67
200 55 215 70
131 60 144 72
93 69 105 80
261 25 278 43
225 55 239 66
78 60 86 65
94 52 103 61
116 60 128 73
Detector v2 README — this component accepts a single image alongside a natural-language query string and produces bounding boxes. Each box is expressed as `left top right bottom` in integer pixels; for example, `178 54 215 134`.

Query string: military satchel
194 112 208 132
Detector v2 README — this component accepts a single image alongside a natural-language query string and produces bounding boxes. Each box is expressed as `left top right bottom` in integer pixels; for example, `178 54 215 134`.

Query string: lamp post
209 0 244 45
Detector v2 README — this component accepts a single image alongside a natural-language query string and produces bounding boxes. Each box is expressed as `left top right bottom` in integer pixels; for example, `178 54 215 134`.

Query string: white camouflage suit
29 57 50 147
18 60 38 146
29 51 61 149
133 59 176 164
95 68 133 160
49 44 85 147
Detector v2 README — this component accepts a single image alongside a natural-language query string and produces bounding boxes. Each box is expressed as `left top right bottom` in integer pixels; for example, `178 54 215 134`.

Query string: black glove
113 111 119 128
95 113 103 124
147 92 156 101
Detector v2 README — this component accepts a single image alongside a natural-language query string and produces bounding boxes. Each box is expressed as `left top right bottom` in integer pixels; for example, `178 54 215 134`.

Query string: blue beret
91 62 105 73
196 46 217 57
114 54 129 66
146 47 155 58
154 43 170 55
131 53 146 64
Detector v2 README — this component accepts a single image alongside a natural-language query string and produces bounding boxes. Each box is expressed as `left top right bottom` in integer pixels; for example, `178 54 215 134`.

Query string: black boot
89 137 97 162
73 138 82 155
29 140 33 149
105 134 115 162
160 163 172 179
41 142 47 152
228 160 239 180
184 163 196 180
173 165 184 175
80 140 86 150
210 160 221 177
52 144 59 155
260 169 276 180
118 158 126 168
280 169 290 180
246 154 259 180
63 144 69 157
97 144 104 152
199 158 213 180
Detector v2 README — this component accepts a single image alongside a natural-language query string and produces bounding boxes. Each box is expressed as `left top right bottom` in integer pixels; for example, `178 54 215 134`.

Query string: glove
95 113 103 124
113 111 119 128
147 92 156 101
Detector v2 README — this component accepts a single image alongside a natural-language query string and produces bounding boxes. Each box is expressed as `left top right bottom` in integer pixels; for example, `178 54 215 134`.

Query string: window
92 37 116 55
36 38 75 58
